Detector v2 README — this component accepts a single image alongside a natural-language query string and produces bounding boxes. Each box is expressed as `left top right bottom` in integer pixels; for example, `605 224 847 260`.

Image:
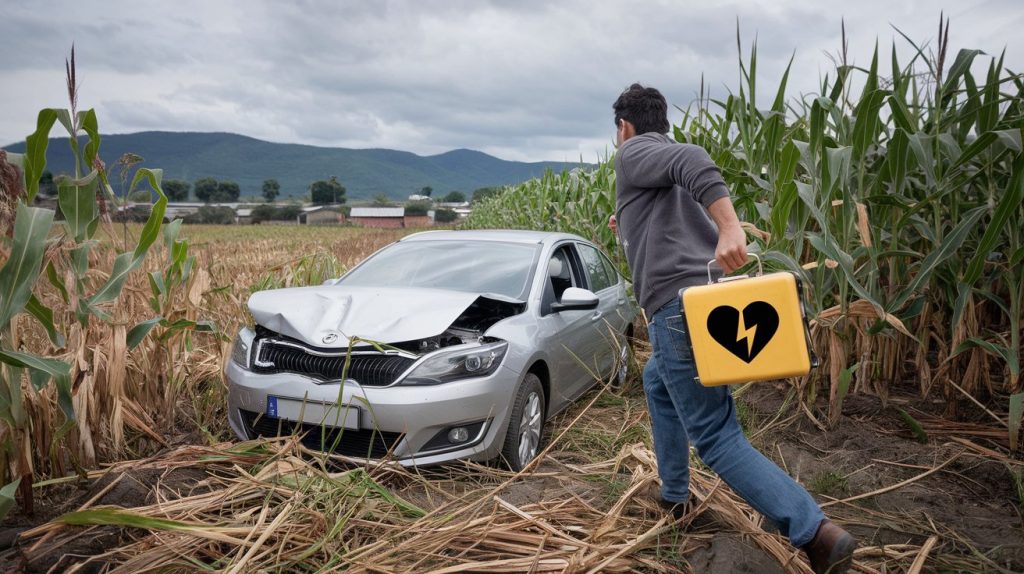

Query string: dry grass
14 372 1005 573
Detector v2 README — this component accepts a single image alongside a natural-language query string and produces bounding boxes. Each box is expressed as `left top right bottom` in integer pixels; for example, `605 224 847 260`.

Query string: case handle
706 253 763 284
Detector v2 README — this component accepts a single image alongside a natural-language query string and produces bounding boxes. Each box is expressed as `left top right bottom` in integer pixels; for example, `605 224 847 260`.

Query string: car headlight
400 341 508 386
231 332 252 368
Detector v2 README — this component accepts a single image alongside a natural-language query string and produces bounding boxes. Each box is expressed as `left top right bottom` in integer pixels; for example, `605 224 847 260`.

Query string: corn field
466 23 1024 445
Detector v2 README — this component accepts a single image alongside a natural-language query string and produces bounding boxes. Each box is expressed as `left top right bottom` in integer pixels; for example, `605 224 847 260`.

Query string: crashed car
225 229 637 470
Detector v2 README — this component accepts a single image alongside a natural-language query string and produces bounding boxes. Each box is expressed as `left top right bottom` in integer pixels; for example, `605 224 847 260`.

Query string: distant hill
3 131 590 200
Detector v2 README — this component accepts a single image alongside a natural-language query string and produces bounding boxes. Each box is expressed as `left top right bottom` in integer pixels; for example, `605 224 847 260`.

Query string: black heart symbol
706 301 780 363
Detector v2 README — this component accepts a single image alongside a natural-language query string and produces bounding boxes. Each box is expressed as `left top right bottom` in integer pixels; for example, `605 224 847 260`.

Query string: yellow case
681 271 815 387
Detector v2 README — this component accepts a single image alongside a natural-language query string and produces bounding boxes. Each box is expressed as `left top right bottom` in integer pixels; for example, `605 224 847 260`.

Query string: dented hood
248 285 494 348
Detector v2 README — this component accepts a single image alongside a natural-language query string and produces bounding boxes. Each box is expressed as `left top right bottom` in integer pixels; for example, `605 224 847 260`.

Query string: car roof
400 229 586 246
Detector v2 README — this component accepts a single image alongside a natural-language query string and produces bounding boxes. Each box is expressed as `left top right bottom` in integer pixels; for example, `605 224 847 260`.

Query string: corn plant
464 162 627 275
0 50 170 516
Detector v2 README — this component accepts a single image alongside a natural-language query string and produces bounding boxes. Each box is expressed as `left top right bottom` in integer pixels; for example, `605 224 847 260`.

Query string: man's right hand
608 214 617 234
715 223 747 274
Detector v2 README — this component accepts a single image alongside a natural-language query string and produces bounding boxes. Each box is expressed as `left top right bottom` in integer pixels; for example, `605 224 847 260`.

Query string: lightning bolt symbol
736 317 757 357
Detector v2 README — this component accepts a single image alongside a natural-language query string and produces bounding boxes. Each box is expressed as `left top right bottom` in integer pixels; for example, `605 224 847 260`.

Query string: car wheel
501 373 545 472
611 329 633 389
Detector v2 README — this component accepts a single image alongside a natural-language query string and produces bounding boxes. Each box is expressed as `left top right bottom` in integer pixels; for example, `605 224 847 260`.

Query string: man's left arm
706 197 747 274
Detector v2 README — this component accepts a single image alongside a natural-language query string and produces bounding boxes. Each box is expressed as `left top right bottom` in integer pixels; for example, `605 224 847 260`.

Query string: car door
575 242 626 381
537 243 596 409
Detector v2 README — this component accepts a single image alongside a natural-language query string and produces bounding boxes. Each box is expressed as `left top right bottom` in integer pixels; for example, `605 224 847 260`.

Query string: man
611 83 856 574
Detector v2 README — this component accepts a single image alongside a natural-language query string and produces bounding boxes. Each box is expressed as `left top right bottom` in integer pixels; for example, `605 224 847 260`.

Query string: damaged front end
234 287 526 387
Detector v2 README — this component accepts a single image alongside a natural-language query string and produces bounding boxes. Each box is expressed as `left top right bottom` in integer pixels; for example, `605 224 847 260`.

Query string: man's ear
620 119 636 141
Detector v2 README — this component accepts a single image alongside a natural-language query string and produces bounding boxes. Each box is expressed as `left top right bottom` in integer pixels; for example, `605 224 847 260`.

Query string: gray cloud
2 0 1021 162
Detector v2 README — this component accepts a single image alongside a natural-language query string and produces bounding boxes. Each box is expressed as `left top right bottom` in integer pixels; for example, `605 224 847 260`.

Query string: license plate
266 396 360 430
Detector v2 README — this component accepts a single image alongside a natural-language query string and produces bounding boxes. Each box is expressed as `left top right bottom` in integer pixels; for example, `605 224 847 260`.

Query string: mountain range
3 131 589 200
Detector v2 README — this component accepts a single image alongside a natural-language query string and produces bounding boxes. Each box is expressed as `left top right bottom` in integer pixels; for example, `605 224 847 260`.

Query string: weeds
808 470 850 498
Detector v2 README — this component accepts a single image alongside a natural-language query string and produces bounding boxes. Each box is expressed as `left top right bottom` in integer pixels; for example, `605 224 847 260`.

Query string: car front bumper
225 358 521 466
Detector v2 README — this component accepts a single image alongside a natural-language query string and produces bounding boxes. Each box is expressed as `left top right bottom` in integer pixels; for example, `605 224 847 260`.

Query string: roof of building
350 207 405 218
401 229 583 245
301 205 343 212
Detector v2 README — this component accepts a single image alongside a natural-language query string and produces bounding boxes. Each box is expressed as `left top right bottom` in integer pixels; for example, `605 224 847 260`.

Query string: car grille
253 339 415 386
239 409 403 459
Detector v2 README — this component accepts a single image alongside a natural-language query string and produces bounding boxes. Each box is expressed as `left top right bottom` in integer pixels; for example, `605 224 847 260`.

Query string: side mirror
551 287 599 312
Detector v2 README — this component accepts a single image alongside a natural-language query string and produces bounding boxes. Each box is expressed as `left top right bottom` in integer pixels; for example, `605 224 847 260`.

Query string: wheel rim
617 341 629 385
517 392 542 464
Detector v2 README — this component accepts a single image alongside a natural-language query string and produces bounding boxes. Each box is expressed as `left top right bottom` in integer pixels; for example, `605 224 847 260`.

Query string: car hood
248 285 513 348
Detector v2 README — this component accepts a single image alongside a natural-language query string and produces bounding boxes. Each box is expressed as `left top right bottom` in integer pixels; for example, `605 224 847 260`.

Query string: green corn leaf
0 204 55 327
0 349 73 422
80 109 100 169
888 94 916 134
86 251 136 317
0 479 21 522
127 317 162 350
55 109 74 137
883 128 913 196
977 54 1004 134
826 146 852 188
86 168 167 316
891 206 987 310
806 232 885 317
46 260 69 304
55 507 197 531
952 283 973 333
795 181 828 230
148 271 166 297
906 133 937 189
952 336 1011 362
22 109 59 203
941 49 983 96
949 130 997 171
852 89 889 160
896 408 928 444
130 168 167 260
25 294 64 348
962 155 1024 285
57 171 99 242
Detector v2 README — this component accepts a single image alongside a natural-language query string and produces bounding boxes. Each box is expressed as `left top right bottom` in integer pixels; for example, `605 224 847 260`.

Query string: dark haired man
611 83 856 574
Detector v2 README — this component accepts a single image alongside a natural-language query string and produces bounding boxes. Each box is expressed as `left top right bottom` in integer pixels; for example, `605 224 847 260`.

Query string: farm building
300 206 345 225
349 207 406 228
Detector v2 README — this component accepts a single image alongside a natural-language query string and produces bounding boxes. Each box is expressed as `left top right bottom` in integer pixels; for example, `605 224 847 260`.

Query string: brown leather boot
803 519 857 574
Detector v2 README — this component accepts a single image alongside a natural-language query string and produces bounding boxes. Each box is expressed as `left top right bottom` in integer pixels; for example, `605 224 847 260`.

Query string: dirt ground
1 380 1021 573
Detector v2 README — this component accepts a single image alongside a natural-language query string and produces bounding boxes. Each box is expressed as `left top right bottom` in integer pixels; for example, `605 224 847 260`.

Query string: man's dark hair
613 83 670 135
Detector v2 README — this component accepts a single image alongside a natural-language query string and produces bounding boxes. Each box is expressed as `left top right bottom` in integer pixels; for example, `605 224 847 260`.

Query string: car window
577 243 613 292
548 245 581 301
340 240 538 300
600 251 620 286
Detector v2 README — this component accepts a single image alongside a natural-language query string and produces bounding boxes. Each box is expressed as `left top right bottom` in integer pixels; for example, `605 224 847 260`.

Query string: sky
2 0 1022 163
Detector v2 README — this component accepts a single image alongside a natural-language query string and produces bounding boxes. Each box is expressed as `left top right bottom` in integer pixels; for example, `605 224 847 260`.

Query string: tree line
159 176 347 204
36 170 501 206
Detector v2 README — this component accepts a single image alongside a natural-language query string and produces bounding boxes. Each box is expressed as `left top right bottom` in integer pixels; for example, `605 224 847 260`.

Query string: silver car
225 230 637 470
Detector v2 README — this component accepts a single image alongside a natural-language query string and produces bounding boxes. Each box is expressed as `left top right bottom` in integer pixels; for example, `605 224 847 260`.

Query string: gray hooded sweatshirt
614 132 731 314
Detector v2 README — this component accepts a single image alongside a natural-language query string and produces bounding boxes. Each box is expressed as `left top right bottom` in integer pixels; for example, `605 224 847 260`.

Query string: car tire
611 327 633 389
500 373 546 472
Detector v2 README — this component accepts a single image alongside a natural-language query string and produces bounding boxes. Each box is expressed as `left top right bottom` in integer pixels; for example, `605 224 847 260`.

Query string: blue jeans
643 298 825 547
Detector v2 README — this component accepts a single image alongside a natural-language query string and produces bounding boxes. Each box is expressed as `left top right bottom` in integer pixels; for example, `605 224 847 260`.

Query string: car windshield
339 240 539 300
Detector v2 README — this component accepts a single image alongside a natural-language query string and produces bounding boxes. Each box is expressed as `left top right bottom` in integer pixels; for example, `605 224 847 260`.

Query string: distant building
408 194 431 202
349 207 405 229
236 208 253 225
404 214 431 228
300 205 345 225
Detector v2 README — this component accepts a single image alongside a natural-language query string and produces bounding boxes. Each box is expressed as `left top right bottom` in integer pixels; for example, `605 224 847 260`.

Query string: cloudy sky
2 1 1021 162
